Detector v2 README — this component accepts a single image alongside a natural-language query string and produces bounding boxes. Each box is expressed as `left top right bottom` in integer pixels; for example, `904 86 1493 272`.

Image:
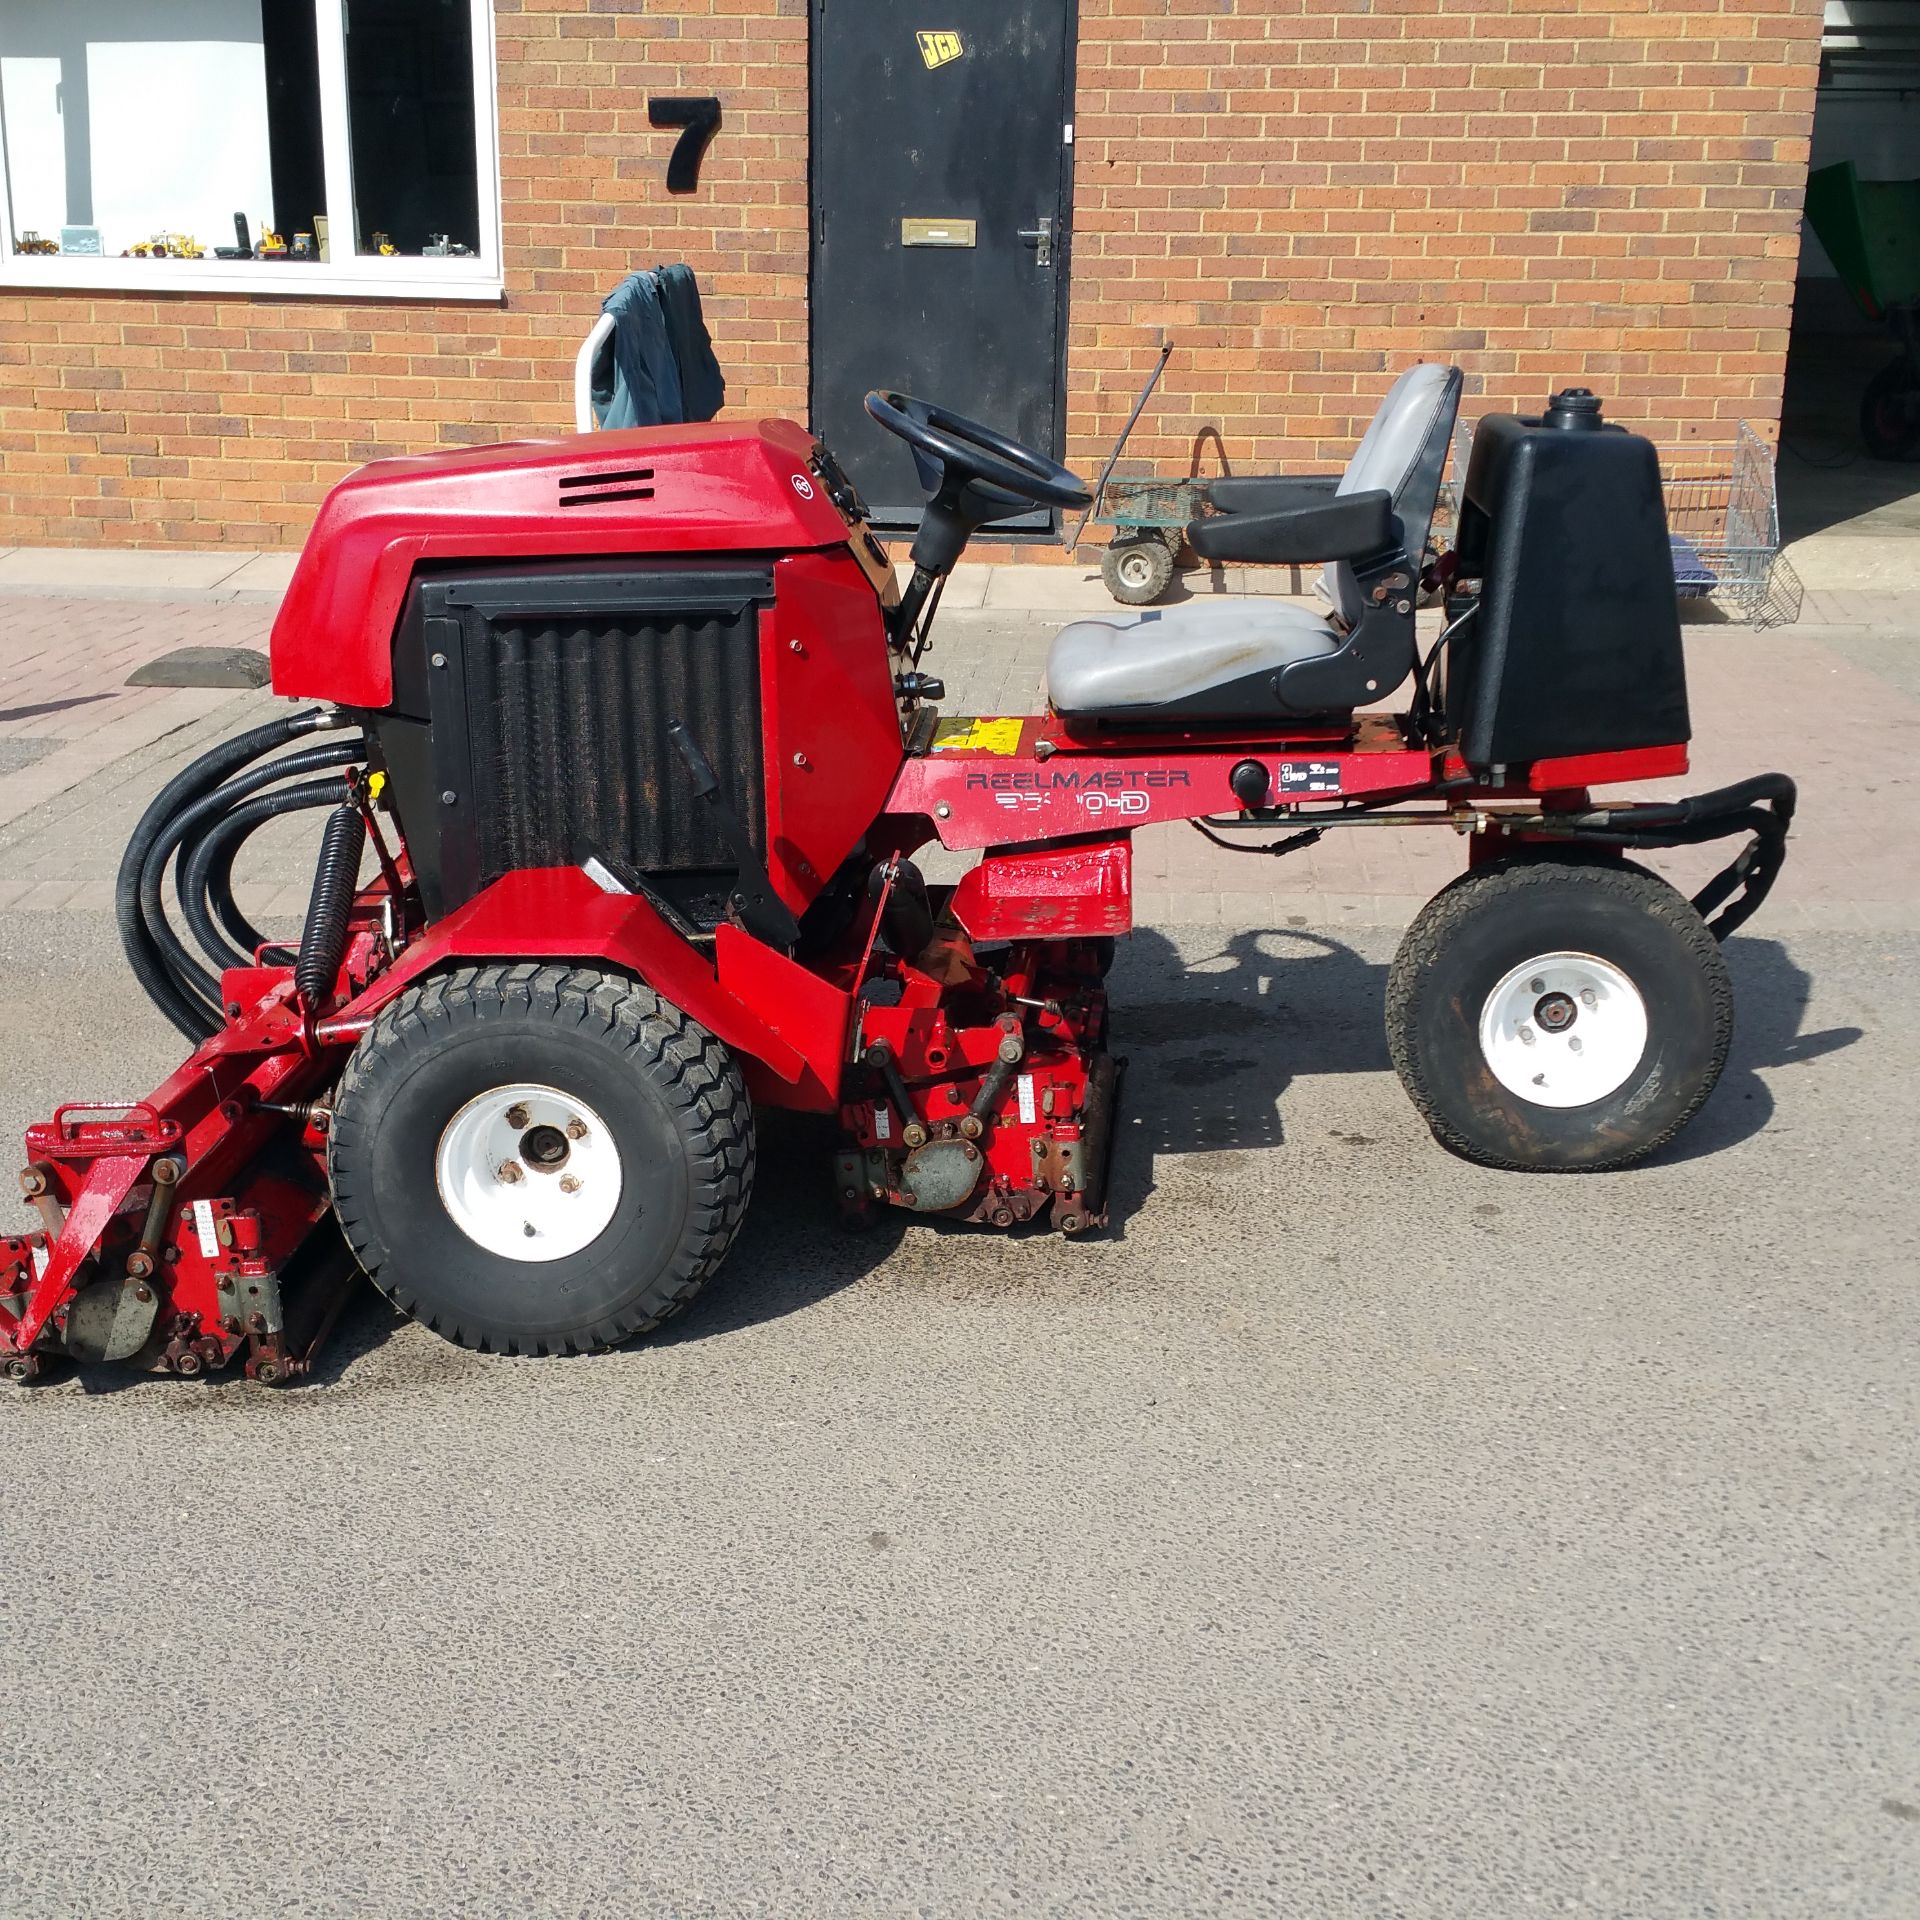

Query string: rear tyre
1102 533 1176 605
329 964 753 1353
1386 859 1732 1171
1860 357 1920 462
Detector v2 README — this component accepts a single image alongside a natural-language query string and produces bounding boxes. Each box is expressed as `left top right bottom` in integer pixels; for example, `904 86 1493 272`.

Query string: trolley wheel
1386 859 1732 1171
329 964 754 1353
1860 357 1920 462
1101 533 1177 606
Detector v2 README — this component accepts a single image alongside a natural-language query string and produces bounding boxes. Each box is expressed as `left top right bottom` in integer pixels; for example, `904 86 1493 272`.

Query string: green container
1803 161 1920 319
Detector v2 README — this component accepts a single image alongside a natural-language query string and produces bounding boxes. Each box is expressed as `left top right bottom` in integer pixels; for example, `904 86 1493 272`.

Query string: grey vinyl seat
1045 361 1463 724
1039 599 1340 717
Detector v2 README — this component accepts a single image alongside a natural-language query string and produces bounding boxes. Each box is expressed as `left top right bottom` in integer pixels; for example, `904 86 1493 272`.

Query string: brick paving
1 582 1915 932
0 597 271 838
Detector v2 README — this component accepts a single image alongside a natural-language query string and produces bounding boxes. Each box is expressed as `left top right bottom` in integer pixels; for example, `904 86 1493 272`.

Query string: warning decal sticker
917 30 964 69
931 716 1024 756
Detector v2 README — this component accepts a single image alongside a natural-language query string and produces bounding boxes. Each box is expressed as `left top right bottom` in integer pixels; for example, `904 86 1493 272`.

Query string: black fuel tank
1444 390 1689 768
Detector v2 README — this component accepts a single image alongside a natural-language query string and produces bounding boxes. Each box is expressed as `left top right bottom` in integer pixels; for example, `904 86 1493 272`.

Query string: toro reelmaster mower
3 366 1795 1382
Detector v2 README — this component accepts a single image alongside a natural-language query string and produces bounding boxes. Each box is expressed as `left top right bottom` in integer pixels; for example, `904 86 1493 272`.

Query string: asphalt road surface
0 747 1915 1916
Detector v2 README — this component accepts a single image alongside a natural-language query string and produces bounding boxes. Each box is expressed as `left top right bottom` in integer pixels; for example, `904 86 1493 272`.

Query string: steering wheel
864 391 1091 511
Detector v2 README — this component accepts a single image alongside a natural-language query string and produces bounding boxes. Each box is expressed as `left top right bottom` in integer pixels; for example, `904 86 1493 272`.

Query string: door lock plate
1017 216 1054 268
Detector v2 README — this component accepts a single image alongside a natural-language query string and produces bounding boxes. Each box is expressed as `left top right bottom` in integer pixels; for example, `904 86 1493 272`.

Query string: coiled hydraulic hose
177 779 361 981
186 738 367 963
115 708 356 1038
140 738 366 1004
294 804 370 1011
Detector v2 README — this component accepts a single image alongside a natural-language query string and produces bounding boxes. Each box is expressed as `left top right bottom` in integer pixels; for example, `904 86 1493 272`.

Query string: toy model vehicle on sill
2 366 1794 1383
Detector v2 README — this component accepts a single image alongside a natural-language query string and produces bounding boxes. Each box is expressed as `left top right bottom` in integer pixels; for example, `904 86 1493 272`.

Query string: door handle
1017 216 1054 269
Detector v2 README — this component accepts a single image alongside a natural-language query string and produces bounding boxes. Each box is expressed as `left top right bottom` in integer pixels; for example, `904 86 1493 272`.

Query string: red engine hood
270 419 853 707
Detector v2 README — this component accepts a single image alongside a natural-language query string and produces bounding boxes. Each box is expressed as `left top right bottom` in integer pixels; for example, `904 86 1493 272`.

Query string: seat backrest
1324 362 1463 624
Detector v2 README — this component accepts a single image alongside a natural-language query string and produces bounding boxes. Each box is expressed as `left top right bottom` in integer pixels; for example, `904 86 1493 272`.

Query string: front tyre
1386 860 1732 1171
329 964 753 1353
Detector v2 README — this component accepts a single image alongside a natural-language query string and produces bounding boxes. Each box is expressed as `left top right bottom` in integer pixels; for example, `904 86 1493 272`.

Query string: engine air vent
556 466 655 508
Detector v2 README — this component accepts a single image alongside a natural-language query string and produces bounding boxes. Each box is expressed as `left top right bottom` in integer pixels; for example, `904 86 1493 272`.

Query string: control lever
667 722 801 949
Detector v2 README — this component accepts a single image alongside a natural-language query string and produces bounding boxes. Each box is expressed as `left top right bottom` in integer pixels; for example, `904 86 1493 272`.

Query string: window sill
0 256 505 303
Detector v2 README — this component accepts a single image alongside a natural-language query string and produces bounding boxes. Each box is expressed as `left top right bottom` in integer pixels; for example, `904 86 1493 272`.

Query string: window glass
0 0 290 259
343 0 479 258
3 0 497 287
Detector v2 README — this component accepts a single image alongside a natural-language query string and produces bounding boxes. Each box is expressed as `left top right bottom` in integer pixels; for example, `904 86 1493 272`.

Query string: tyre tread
330 963 754 1354
1385 858 1732 1171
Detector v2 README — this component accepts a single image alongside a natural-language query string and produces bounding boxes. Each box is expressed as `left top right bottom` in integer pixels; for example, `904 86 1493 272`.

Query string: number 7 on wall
647 97 722 194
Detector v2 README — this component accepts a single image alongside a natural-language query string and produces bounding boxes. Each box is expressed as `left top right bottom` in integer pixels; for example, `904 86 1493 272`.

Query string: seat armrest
1187 488 1395 565
1205 473 1342 515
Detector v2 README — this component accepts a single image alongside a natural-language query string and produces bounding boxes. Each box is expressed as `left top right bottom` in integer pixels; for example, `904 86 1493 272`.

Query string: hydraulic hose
116 708 351 1038
294 804 370 1011
200 738 367 958
1519 772 1798 943
160 738 366 975
177 782 356 991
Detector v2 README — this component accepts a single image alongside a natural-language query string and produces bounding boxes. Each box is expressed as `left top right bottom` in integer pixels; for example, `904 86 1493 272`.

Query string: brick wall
0 0 811 549
0 0 1824 551
1069 0 1828 479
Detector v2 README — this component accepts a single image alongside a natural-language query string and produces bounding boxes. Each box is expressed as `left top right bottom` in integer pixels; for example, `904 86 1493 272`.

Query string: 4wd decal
917 30 964 69
1277 760 1342 795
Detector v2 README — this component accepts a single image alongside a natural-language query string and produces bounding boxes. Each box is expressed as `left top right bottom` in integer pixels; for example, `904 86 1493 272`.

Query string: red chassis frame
1 699 1681 1381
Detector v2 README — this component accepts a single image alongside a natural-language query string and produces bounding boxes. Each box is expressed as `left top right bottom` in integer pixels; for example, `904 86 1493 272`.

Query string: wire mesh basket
1446 419 1802 629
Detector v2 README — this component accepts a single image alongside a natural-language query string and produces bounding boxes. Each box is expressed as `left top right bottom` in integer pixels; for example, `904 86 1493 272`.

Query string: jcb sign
916 29 964 69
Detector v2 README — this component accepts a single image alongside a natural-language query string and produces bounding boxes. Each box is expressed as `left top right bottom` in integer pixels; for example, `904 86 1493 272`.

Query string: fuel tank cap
1544 387 1605 430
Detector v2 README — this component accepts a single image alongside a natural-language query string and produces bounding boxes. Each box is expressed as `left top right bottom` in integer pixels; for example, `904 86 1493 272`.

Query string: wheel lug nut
505 1104 529 1128
559 1174 581 1194
1568 1037 1583 1053
1518 1024 1535 1046
1580 988 1596 1007
497 1161 523 1183
1528 978 1544 994
564 1119 588 1140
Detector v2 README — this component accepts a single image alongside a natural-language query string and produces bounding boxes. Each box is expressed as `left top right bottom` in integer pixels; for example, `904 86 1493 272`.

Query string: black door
810 1 1075 528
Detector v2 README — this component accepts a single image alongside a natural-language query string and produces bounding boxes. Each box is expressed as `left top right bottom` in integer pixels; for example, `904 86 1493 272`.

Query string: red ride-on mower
3 368 1795 1381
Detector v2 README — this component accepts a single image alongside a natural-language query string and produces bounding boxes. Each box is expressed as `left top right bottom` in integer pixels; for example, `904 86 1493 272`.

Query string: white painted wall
0 0 273 254
1810 92 1920 182
1800 89 1920 278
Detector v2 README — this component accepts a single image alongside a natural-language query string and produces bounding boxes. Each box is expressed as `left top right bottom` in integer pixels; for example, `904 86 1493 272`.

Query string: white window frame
0 0 502 301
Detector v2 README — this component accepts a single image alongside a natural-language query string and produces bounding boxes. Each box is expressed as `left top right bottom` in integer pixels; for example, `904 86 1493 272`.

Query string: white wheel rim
1118 549 1155 586
1477 951 1649 1109
434 1082 622 1262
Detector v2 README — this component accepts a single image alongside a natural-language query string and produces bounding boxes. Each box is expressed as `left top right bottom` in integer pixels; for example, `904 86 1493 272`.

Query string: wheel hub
519 1123 570 1170
1533 989 1577 1033
435 1082 621 1262
1477 952 1648 1109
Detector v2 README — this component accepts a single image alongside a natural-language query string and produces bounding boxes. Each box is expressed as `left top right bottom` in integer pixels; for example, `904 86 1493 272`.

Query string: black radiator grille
395 564 775 913
462 606 764 886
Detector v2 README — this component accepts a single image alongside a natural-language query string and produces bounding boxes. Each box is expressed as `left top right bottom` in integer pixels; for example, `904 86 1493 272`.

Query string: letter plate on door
900 218 977 248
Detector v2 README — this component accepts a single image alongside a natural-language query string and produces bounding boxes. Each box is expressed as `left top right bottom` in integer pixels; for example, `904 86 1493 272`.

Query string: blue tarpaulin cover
589 266 725 429
657 263 725 423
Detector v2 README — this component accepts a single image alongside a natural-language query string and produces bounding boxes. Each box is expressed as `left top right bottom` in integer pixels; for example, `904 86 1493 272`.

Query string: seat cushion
1044 599 1342 721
